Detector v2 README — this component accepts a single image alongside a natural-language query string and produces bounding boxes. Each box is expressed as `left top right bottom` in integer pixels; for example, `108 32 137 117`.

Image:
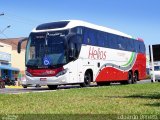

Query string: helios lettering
88 47 107 60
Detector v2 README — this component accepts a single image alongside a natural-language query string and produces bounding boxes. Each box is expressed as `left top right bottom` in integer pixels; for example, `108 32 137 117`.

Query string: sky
0 0 160 53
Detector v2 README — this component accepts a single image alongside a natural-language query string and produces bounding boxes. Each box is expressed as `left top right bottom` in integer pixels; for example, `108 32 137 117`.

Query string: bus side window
139 42 145 53
69 35 82 59
75 36 82 58
126 37 133 51
97 32 104 47
107 33 112 48
99 32 105 47
89 29 96 46
71 27 83 35
83 28 89 45
117 36 125 50
135 41 140 53
83 28 93 45
77 27 83 35
104 33 108 48
130 39 135 52
111 34 118 49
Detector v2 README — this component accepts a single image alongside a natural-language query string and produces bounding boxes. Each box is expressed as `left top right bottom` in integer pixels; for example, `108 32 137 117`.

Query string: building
0 38 26 81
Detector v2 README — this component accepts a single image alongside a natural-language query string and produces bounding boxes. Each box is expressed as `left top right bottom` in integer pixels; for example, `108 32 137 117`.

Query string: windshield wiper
26 65 39 69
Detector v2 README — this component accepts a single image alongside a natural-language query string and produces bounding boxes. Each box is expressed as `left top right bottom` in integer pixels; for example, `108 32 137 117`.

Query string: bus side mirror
17 37 28 53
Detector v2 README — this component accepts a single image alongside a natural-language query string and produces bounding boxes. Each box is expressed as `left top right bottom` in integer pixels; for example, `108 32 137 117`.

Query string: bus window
126 38 134 52
134 41 139 53
139 42 145 53
83 28 89 45
89 29 97 45
117 36 126 50
104 33 108 48
97 32 105 47
77 27 83 35
83 28 97 46
69 35 82 59
97 32 102 47
111 34 118 49
71 27 83 35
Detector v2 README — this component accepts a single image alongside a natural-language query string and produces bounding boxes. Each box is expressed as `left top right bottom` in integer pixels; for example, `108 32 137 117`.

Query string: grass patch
0 83 160 119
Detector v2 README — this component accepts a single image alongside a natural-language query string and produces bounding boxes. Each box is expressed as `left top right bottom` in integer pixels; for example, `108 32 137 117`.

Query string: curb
5 86 23 89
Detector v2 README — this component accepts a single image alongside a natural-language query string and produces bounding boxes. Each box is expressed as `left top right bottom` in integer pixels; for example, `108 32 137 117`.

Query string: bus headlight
25 71 32 77
56 68 68 77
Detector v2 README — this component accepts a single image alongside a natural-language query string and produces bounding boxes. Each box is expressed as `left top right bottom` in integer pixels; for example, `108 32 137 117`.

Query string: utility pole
0 13 11 38
0 25 11 34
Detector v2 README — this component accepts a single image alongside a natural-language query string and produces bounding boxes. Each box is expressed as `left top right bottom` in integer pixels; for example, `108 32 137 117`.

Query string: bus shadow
145 102 160 107
101 92 160 107
126 93 160 99
125 93 160 107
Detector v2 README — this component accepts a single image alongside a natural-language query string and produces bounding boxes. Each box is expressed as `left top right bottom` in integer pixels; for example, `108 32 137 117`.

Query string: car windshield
26 32 67 68
154 66 160 71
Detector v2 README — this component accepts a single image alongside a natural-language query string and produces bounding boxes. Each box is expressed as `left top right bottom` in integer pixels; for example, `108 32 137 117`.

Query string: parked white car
150 66 160 82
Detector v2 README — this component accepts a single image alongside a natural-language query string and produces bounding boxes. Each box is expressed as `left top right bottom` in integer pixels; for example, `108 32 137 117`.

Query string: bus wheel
80 72 91 87
48 85 58 90
133 72 138 84
127 72 133 84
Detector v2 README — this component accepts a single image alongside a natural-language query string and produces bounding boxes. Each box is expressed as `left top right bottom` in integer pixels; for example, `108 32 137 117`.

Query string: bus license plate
40 78 47 81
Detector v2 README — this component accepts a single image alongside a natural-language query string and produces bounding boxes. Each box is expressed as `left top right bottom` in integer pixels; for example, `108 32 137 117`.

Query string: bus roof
32 20 132 38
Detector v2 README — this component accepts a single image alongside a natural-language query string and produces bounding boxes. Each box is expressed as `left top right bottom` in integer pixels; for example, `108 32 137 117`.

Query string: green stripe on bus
122 52 135 67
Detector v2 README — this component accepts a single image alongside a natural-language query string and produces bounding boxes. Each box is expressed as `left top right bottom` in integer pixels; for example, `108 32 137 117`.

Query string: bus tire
80 71 91 87
127 72 133 84
133 72 138 84
48 85 58 90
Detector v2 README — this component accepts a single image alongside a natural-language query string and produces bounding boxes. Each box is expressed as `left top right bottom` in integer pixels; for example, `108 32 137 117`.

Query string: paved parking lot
0 79 152 94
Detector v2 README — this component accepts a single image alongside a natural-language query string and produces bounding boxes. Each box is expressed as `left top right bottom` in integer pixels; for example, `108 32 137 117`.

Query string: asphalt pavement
0 79 153 94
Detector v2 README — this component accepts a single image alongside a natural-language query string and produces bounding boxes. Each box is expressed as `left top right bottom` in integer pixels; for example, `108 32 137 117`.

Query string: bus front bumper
23 74 68 86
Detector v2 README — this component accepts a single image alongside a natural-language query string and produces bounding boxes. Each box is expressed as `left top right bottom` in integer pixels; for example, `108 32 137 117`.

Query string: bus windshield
26 32 67 68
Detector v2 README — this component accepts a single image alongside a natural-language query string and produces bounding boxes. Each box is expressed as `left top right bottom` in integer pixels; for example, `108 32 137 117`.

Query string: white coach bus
18 20 146 89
